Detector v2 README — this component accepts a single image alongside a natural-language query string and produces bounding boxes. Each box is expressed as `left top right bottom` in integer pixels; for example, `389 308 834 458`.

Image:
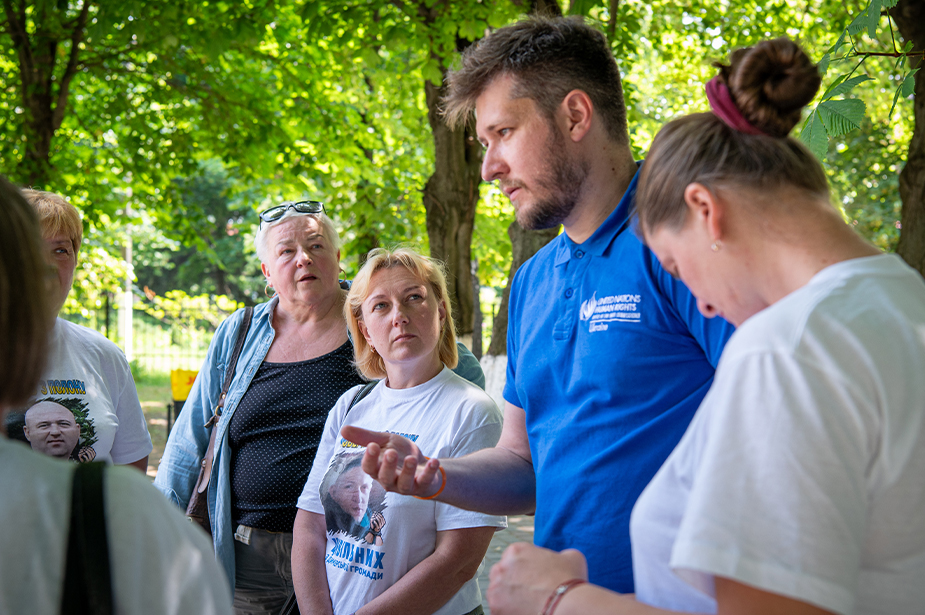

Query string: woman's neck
747 203 881 307
384 354 444 390
266 291 348 363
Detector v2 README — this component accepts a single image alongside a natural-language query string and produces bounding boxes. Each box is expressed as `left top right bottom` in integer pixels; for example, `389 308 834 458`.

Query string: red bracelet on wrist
540 579 586 615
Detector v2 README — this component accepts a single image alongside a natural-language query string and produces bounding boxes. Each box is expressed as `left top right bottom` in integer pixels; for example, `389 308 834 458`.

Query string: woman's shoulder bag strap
61 462 112 615
186 305 254 535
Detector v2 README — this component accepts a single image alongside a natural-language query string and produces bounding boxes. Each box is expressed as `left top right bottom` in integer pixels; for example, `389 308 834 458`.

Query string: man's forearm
438 446 536 515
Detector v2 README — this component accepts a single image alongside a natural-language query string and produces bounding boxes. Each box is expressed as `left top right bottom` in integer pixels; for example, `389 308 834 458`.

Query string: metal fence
62 292 241 376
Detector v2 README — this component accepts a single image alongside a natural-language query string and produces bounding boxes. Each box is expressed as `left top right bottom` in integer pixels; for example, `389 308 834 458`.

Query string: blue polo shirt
504 167 734 593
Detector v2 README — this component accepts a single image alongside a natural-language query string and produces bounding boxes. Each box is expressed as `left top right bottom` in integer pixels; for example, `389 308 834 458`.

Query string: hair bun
714 37 821 138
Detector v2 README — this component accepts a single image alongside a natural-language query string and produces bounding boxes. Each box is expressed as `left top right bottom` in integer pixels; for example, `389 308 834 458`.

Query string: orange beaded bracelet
413 464 446 500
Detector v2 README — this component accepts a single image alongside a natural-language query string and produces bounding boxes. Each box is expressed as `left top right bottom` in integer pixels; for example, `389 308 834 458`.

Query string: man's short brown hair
444 16 629 144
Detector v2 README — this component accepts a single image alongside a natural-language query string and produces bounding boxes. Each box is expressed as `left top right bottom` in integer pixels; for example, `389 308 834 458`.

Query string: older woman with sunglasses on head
155 202 485 613
484 38 925 615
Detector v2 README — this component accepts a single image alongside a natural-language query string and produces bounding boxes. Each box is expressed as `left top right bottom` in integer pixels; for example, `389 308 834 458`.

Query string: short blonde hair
346 248 458 380
21 189 83 252
0 178 51 410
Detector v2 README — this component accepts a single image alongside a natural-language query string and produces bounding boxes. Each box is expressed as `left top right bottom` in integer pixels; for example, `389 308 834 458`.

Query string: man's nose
481 144 508 182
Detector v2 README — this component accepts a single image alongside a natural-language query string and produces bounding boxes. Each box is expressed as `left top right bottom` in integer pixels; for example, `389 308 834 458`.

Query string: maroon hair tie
705 76 768 136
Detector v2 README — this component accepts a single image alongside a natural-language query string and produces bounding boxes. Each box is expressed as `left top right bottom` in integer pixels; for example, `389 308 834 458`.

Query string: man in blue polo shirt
343 16 734 595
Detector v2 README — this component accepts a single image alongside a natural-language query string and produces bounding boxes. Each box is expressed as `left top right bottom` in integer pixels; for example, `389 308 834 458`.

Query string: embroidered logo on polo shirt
579 292 642 331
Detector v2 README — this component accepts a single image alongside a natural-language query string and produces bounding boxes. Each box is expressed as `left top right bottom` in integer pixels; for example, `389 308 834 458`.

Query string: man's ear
683 183 725 242
560 89 594 142
22 425 31 442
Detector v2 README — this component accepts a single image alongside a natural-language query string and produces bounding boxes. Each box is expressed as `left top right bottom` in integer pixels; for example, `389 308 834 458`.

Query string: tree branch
53 0 92 130
2 0 35 93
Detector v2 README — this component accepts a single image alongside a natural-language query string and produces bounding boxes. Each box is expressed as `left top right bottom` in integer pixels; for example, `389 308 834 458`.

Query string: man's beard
515 128 589 230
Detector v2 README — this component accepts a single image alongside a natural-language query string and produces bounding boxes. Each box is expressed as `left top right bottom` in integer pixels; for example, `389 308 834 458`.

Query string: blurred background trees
1 0 919 369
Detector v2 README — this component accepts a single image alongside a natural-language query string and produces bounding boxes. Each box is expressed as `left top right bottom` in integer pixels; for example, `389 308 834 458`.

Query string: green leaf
820 75 873 102
799 109 829 161
817 98 866 137
846 10 868 35
867 0 882 39
828 29 848 57
817 53 831 77
902 68 920 97
567 0 597 16
881 0 899 8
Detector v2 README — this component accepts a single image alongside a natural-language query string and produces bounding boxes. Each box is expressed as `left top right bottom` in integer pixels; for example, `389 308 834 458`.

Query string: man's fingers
341 425 391 447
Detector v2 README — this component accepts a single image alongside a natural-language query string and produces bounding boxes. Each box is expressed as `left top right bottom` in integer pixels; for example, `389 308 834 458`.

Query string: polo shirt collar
554 162 642 266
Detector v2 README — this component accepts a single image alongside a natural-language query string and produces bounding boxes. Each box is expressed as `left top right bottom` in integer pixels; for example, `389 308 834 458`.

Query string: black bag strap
345 381 377 418
62 462 112 615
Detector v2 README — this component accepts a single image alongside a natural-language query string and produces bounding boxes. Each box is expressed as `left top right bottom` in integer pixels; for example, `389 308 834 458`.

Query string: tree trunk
3 0 90 187
892 0 925 275
486 223 560 355
422 73 483 338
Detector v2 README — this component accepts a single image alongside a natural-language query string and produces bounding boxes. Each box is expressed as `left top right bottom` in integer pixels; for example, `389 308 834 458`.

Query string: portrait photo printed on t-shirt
320 450 387 546
5 396 98 462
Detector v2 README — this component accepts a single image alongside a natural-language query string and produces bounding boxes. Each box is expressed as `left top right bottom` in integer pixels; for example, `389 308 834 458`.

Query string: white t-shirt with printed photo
8 318 153 465
298 366 506 615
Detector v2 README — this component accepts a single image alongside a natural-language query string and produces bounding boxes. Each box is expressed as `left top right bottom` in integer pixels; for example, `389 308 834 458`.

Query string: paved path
478 515 535 614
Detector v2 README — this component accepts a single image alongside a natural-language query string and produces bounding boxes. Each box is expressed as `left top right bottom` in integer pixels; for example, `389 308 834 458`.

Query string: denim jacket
153 298 485 589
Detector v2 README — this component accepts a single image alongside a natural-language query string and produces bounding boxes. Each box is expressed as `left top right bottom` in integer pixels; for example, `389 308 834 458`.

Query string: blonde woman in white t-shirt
11 190 152 469
479 38 925 615
292 247 504 615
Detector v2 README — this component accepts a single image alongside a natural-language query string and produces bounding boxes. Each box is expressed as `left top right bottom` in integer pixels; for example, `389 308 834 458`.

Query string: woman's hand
488 543 588 615
340 425 443 497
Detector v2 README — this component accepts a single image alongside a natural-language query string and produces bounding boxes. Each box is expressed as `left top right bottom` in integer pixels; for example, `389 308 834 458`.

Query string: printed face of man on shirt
23 401 80 459
330 465 373 524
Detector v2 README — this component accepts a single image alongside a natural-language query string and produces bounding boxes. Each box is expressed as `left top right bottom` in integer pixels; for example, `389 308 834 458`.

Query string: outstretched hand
340 425 444 498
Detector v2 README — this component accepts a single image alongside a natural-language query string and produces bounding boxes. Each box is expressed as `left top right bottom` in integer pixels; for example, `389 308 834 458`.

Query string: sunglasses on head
258 200 325 227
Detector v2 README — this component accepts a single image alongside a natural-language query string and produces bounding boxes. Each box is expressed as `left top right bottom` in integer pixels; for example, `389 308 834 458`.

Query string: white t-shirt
297 366 506 615
11 318 152 464
631 255 925 615
0 436 232 614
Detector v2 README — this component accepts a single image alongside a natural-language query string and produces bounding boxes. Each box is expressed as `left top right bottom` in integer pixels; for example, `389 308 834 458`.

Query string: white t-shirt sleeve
104 349 153 465
435 398 506 531
672 350 873 614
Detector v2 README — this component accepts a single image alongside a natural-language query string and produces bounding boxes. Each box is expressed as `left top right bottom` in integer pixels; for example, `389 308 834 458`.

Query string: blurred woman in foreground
0 176 232 613
485 37 925 615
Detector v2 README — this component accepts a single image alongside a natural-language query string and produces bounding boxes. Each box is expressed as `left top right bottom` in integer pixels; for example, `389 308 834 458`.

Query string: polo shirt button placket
576 250 585 258
565 288 574 299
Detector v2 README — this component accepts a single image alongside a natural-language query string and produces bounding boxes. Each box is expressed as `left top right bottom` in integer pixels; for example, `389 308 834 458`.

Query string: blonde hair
0 178 51 410
346 248 458 380
21 189 83 252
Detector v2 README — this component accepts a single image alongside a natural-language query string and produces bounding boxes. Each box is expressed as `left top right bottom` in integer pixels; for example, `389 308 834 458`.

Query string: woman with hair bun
485 37 925 615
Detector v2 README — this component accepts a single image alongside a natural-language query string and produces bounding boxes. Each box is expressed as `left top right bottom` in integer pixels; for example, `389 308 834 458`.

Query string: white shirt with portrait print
297 366 506 615
29 318 152 464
